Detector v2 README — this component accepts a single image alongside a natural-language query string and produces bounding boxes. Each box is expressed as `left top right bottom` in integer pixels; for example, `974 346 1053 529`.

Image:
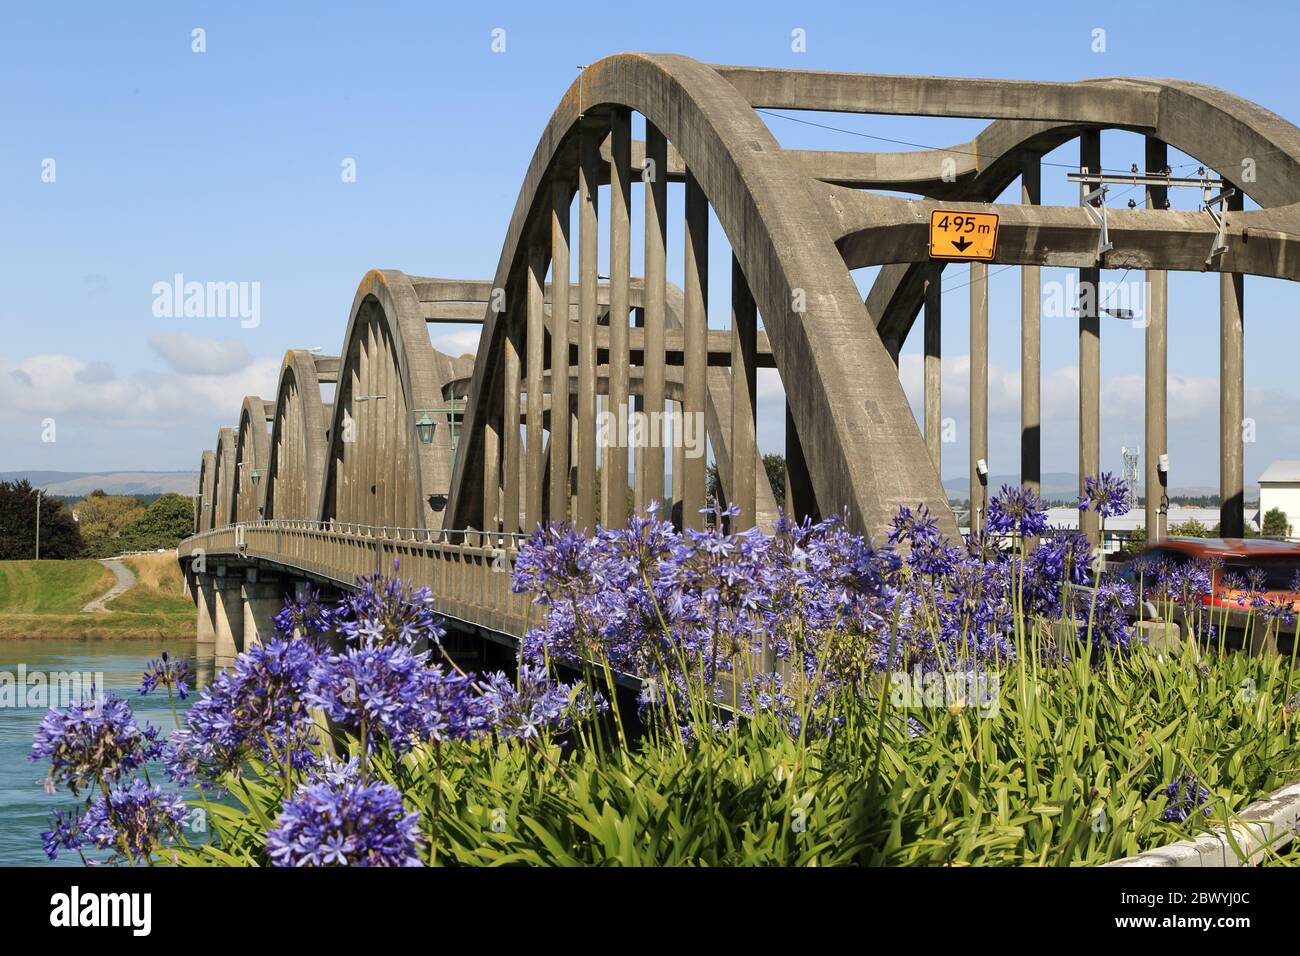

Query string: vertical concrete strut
526 244 546 531
548 181 572 524
730 255 758 530
643 124 668 515
577 127 600 532
502 306 522 535
1020 156 1041 494
682 170 709 531
969 262 988 532
923 264 941 473
1144 137 1169 542
606 108 632 527
1220 189 1246 538
1078 129 1102 548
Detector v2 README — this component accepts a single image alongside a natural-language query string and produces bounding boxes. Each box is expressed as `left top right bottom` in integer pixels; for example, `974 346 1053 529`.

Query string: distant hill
941 472 1252 502
0 471 197 497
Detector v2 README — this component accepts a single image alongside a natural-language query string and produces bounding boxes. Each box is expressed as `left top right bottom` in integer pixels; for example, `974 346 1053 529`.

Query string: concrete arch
233 396 273 524
447 52 948 538
211 427 237 529
196 450 216 533
321 270 455 529
264 350 332 521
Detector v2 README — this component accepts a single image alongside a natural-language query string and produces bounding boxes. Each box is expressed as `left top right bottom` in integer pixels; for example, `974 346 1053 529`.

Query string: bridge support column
195 573 216 647
241 569 282 649
1220 188 1246 538
1145 137 1169 542
924 264 941 474
1078 129 1102 549
212 571 245 659
969 261 988 533
1021 156 1041 495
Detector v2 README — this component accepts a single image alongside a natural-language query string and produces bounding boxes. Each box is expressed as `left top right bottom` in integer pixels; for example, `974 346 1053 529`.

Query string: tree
1170 518 1211 538
0 480 85 559
1262 507 1292 538
118 494 196 552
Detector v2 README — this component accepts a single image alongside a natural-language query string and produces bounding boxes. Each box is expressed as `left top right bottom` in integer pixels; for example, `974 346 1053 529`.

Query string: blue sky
2 0 1298 491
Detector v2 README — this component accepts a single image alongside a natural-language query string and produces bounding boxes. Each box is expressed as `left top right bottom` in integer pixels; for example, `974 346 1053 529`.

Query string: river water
0 639 211 866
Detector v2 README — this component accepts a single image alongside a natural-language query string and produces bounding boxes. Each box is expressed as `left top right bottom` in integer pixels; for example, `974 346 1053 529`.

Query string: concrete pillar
1078 129 1102 548
576 126 599 533
643 124 668 516
241 571 282 649
785 402 817 522
1220 188 1246 538
502 312 522 535
525 244 546 531
548 180 572 525
730 255 758 530
682 170 708 531
605 107 631 529
923 263 941 473
212 572 245 659
1144 137 1169 542
969 261 988 533
1021 156 1041 494
195 574 216 646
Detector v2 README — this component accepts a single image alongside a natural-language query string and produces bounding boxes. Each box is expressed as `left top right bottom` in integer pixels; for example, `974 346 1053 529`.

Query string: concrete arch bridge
178 54 1300 657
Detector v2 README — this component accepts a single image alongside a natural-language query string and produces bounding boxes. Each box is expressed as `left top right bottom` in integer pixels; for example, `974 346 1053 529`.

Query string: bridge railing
179 521 536 639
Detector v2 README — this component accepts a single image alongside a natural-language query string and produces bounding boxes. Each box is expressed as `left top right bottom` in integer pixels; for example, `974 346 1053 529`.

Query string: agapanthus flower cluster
1155 771 1212 823
266 774 423 867
985 484 1050 538
476 664 595 740
1079 471 1131 520
139 650 192 700
332 562 446 648
273 587 335 642
163 638 319 786
29 693 162 796
308 643 460 752
79 780 188 862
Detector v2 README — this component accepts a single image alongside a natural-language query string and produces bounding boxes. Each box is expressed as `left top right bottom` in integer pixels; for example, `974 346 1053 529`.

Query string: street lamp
414 413 436 445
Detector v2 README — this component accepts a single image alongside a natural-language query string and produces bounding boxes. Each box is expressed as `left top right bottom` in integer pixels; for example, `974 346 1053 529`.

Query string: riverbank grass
0 553 194 638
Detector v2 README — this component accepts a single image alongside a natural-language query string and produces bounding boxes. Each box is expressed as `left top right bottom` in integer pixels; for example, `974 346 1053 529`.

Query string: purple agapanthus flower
1155 771 1212 823
162 638 319 786
139 650 191 700
80 780 188 863
266 776 423 867
1078 472 1131 520
30 693 163 796
985 485 1049 538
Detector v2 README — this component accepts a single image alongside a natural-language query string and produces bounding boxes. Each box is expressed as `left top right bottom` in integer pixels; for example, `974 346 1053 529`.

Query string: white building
1258 460 1300 537
1043 506 1225 554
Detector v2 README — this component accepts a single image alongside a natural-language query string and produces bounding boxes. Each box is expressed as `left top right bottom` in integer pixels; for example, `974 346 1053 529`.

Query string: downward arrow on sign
952 237 972 252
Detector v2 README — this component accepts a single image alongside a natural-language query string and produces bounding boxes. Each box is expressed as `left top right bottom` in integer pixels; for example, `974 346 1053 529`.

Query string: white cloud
0 351 280 433
149 332 254 376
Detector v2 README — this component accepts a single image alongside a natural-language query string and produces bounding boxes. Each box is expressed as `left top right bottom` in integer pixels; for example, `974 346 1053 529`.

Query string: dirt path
82 559 135 613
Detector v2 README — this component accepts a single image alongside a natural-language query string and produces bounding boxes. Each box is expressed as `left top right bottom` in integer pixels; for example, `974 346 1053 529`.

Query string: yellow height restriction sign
929 210 999 261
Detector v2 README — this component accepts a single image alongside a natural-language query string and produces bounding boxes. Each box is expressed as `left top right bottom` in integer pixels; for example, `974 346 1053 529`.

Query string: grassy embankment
0 552 195 638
